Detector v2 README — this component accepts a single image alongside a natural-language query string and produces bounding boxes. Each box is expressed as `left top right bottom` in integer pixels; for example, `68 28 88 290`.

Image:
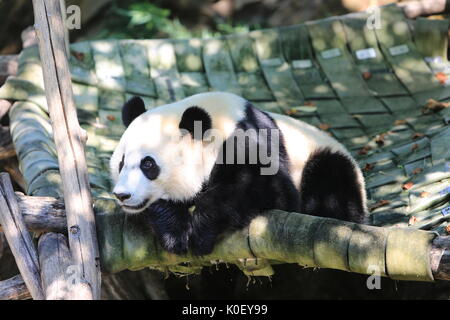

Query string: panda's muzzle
121 198 151 212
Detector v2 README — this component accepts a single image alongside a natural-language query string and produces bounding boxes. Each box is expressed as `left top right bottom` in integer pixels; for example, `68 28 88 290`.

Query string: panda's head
110 96 218 214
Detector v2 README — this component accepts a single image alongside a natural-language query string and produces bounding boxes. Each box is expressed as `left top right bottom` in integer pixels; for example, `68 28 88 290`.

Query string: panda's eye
119 154 125 173
140 156 160 180
142 159 153 169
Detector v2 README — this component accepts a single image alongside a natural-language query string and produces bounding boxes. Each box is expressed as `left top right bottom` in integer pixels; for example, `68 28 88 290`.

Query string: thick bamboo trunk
2 192 450 282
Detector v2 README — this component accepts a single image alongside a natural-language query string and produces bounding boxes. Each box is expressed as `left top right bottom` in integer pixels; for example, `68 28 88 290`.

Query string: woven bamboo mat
0 4 449 243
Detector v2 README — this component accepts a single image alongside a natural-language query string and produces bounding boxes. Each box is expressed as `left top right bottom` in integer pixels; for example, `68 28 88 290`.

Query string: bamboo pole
2 193 450 282
0 173 44 299
31 0 101 299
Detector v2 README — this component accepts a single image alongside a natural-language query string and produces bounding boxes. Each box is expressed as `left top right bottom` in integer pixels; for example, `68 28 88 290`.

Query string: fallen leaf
369 199 390 212
411 143 419 151
411 167 423 175
422 99 450 114
446 225 450 234
420 191 430 198
395 119 407 125
106 115 116 121
71 50 85 62
362 71 372 80
358 146 372 155
319 123 330 131
435 72 448 84
304 101 315 106
402 182 414 190
408 216 418 225
375 133 386 146
363 163 375 172
411 132 425 139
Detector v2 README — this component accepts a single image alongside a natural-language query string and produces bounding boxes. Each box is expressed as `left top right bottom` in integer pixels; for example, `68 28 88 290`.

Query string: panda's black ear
179 106 212 140
122 96 146 127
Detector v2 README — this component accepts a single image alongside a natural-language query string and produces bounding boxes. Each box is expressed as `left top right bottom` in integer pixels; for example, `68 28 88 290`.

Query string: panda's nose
113 192 131 202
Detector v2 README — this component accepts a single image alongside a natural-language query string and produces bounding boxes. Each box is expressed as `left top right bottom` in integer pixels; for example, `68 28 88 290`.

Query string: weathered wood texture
0 193 65 233
0 173 44 299
38 232 93 300
0 275 32 300
32 0 101 299
430 236 450 281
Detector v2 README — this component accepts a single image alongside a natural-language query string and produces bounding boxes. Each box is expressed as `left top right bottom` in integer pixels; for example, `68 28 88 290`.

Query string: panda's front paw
161 232 189 255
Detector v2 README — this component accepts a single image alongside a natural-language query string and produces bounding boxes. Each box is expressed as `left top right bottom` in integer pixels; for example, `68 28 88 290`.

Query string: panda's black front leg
188 192 236 256
145 199 191 255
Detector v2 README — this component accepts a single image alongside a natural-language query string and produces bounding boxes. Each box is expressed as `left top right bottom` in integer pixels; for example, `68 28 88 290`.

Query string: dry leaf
411 132 425 139
304 101 315 106
362 71 372 80
375 133 386 146
71 50 85 61
358 146 372 155
423 99 450 114
106 115 116 121
363 163 375 172
369 199 390 212
408 216 418 225
395 119 407 125
319 123 330 131
402 182 414 190
411 143 419 151
435 72 448 84
445 225 450 234
420 191 430 198
411 167 423 175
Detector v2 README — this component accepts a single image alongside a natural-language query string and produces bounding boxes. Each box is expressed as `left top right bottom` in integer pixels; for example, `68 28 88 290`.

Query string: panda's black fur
118 94 366 255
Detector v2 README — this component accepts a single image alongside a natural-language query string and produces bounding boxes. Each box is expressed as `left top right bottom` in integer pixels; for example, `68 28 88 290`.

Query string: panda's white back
268 112 352 189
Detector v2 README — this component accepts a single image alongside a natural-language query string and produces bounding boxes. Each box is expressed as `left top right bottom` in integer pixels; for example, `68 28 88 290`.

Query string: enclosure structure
0 2 449 299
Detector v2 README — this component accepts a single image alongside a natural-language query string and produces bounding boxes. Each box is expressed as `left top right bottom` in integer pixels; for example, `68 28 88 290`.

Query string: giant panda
110 92 367 255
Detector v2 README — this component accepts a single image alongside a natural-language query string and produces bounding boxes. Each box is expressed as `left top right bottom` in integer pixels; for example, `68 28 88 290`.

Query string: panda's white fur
110 91 366 216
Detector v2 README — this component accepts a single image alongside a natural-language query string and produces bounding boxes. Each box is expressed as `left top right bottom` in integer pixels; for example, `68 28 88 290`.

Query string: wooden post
0 275 32 300
0 173 44 300
38 232 93 299
32 0 101 299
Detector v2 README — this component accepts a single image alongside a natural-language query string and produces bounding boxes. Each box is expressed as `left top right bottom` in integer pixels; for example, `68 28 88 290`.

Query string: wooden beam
0 275 32 300
38 232 93 299
32 0 101 299
0 173 44 300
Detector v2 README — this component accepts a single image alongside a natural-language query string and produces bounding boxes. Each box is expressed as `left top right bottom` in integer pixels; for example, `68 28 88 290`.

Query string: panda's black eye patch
140 156 160 180
119 154 125 173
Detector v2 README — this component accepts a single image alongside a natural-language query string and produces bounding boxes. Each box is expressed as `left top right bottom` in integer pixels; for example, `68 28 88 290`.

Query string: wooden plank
0 275 32 300
0 192 66 233
38 232 92 300
0 173 44 300
32 0 101 299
